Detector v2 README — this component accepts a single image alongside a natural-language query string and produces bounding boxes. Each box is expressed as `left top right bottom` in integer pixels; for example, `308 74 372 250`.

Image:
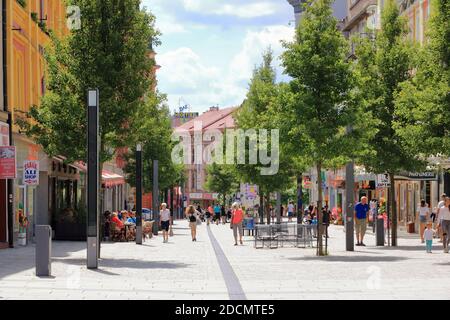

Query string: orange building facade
3 0 69 246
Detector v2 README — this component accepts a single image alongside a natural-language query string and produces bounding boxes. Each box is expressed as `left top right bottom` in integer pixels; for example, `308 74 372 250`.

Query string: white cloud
157 47 220 92
181 0 279 18
230 25 295 82
156 25 295 113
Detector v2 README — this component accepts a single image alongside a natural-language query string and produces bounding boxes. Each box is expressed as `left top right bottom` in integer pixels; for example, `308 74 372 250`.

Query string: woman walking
160 203 171 243
231 202 244 246
186 205 200 241
417 200 430 243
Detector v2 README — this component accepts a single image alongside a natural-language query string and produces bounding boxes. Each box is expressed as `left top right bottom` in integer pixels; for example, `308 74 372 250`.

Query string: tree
124 94 185 195
204 163 240 206
394 0 450 157
354 0 425 246
282 0 357 255
234 50 294 225
17 0 159 167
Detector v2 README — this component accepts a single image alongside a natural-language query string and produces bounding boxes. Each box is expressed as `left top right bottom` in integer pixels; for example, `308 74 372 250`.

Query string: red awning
102 169 125 188
74 162 125 187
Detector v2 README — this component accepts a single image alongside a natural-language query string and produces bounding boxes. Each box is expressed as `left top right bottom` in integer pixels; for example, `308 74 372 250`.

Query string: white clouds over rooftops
182 0 279 18
156 25 295 112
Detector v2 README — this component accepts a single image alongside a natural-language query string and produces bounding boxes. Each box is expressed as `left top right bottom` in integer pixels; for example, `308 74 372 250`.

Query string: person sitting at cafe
120 210 129 222
111 212 124 229
127 212 137 224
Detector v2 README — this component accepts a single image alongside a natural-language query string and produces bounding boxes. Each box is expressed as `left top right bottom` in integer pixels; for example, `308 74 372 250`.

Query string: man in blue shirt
354 196 369 246
214 204 221 225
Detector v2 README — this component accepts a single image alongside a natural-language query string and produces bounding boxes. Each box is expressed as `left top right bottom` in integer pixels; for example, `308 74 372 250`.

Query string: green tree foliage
17 0 160 165
354 0 424 245
124 94 185 193
234 49 295 224
204 163 239 205
281 0 356 255
394 0 450 156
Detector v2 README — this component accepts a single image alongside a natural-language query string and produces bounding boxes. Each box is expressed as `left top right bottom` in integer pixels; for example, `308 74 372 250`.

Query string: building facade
175 107 237 208
287 0 348 27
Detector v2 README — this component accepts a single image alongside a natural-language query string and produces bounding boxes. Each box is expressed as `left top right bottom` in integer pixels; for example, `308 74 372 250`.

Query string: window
40 0 45 20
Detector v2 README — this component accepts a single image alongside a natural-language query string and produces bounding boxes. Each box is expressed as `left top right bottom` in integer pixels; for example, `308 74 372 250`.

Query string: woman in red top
111 212 124 229
231 202 244 246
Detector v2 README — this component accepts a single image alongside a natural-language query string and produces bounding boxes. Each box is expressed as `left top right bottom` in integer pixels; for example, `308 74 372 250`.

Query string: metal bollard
376 218 384 246
36 225 52 276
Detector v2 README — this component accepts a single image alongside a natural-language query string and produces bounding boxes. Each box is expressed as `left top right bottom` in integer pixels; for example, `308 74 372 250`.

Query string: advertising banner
0 146 16 179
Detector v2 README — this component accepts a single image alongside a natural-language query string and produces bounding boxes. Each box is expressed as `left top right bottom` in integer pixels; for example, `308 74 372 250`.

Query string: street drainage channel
206 226 247 300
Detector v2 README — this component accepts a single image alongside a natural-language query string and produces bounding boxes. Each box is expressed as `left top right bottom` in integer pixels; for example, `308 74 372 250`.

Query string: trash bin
36 225 52 276
376 218 384 246
407 221 415 233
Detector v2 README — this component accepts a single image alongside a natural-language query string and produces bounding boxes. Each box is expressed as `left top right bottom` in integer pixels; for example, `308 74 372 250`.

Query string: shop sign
303 176 312 189
0 146 16 179
398 171 437 180
376 174 390 188
189 192 203 199
23 160 39 185
0 122 9 146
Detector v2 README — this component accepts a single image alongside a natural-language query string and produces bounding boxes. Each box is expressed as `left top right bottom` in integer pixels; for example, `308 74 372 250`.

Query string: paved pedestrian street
1 221 450 300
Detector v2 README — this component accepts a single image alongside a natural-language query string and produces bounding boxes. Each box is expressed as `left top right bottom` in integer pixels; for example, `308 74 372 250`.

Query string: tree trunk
265 195 270 225
259 191 264 224
297 173 303 224
389 172 397 246
317 163 325 256
276 191 281 224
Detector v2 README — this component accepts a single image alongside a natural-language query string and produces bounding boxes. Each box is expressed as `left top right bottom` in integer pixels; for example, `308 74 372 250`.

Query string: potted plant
18 210 28 246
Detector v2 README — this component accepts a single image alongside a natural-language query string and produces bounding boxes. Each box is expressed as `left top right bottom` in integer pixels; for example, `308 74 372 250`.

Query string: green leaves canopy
18 0 160 165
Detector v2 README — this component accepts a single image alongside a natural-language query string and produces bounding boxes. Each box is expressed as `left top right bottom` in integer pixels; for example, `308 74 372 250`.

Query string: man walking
354 196 369 246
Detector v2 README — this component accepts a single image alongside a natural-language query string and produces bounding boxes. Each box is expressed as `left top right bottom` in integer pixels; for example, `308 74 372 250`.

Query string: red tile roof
175 107 237 132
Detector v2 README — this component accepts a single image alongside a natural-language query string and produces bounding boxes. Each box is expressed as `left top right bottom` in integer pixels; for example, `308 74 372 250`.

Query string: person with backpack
186 205 200 242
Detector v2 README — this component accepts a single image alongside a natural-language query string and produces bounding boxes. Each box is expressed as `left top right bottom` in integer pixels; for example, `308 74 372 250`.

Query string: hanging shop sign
23 160 39 185
0 146 16 179
303 176 312 189
376 174 390 188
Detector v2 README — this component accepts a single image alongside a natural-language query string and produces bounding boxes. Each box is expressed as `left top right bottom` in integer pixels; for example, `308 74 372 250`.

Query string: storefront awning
73 162 125 187
102 169 125 188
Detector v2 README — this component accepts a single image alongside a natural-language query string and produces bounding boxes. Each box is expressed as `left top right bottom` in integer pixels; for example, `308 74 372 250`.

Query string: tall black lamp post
135 144 142 245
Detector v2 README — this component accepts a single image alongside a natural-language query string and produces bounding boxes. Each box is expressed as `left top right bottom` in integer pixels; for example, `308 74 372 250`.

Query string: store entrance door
16 185 36 245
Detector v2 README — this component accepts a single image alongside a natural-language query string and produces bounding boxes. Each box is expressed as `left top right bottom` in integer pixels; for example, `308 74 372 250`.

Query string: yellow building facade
6 0 68 246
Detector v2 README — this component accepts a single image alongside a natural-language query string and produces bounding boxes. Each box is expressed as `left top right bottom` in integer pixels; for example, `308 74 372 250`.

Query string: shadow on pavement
52 257 191 270
371 245 442 252
288 255 408 262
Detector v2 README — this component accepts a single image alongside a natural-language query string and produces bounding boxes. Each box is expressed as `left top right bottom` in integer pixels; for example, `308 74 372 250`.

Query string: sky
140 0 296 114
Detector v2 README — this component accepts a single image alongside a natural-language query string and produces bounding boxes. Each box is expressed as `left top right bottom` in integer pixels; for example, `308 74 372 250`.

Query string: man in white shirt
287 201 295 222
437 194 447 242
439 197 450 253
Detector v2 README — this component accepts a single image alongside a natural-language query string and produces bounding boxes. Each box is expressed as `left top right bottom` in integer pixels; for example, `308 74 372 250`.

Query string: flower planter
18 233 27 246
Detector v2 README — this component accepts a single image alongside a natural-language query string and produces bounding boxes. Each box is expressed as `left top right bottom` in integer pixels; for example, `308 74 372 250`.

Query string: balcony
343 0 378 32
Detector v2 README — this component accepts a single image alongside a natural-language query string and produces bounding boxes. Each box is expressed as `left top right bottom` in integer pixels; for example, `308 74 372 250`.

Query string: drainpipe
3 0 13 248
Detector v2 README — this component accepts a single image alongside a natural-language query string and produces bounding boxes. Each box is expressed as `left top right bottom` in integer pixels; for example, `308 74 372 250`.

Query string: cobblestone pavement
0 220 449 300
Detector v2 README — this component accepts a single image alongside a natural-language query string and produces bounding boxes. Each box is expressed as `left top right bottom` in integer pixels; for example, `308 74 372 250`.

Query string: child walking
424 223 435 253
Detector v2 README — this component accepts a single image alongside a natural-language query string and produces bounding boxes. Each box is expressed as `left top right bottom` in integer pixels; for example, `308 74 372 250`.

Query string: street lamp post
87 89 100 269
152 159 159 235
135 144 143 245
345 154 355 252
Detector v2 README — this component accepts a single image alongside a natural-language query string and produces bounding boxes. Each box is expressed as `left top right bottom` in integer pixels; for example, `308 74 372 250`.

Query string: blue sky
141 0 296 113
